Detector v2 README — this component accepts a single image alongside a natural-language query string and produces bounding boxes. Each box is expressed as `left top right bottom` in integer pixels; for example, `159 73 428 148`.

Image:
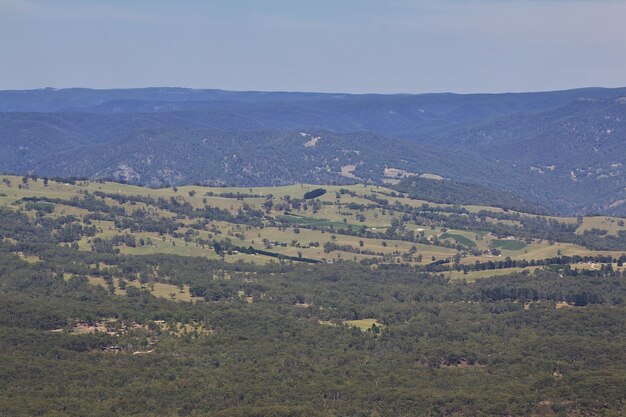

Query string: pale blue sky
1 0 625 93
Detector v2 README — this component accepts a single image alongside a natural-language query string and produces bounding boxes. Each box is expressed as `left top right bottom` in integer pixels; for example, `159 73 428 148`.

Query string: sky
1 0 625 94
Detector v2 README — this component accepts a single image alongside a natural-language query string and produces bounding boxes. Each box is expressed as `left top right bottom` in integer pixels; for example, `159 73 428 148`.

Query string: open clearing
83 276 198 302
577 216 626 235
344 319 383 331
490 239 527 251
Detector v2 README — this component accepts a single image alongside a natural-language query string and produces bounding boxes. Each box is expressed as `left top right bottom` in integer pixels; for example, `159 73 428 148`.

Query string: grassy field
490 239 527 251
440 232 477 248
2 175 624 273
577 216 626 235
16 252 42 264
84 276 198 302
344 318 383 331
444 267 541 282
277 214 363 230
445 261 626 282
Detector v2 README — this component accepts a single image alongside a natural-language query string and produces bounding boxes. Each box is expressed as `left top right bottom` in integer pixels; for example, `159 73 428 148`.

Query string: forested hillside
31 129 517 190
1 87 626 215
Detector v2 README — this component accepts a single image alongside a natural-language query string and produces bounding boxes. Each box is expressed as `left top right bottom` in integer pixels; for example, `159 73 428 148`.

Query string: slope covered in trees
1 86 626 215
393 177 549 214
0 197 625 416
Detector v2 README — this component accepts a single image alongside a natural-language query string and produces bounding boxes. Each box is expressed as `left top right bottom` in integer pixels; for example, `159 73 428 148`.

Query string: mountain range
1 86 625 215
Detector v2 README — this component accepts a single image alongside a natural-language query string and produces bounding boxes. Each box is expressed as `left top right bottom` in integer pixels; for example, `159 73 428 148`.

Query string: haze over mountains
1 86 625 215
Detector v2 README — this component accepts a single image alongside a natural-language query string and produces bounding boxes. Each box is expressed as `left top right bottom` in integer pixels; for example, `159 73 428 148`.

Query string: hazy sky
1 0 625 93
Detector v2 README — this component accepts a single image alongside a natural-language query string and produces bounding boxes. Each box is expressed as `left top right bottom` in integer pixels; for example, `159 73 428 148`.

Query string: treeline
430 254 626 274
94 191 265 226
212 239 321 265
393 177 550 214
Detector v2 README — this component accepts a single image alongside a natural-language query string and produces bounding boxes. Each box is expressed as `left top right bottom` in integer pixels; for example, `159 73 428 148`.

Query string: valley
4 1 626 415
2 174 625 285
1 174 625 416
2 87 626 216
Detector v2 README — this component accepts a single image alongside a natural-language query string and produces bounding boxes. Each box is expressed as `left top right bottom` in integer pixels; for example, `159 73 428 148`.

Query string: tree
303 188 327 200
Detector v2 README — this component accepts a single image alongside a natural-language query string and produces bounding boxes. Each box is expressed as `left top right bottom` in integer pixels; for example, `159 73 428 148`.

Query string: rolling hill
1 86 625 215
2 174 625 416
